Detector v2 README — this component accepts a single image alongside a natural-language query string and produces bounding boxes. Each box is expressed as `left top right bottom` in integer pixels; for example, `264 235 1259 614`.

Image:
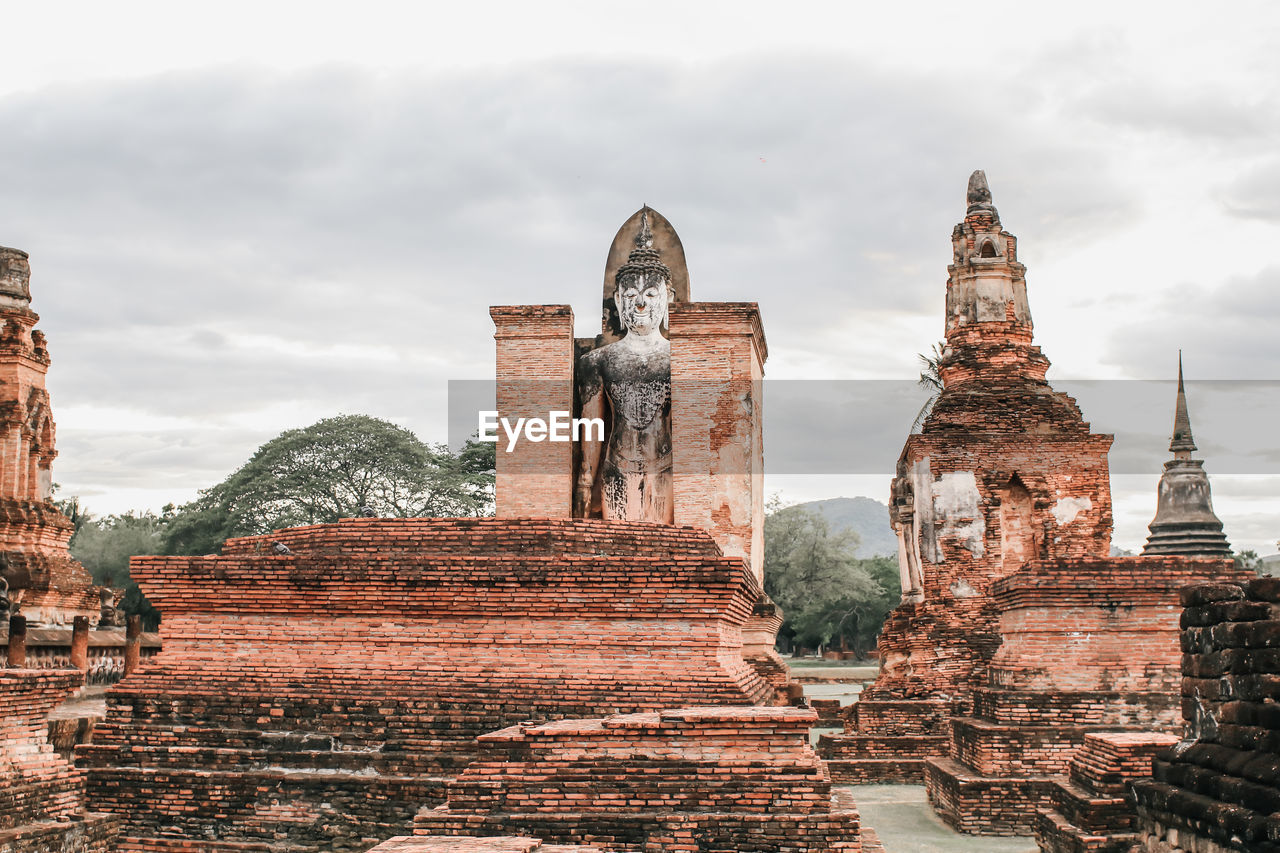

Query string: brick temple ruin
1 178 1273 853
0 244 159 682
76 208 856 852
818 172 1249 838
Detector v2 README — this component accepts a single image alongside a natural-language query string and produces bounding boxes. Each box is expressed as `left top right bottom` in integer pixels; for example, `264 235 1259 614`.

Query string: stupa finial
1170 351 1197 456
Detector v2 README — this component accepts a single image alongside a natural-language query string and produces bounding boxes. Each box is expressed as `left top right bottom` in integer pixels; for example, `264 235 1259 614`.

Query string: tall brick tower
0 245 99 627
819 171 1115 782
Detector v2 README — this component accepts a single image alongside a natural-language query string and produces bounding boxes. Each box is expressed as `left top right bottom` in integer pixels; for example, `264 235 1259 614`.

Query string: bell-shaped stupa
1141 356 1232 557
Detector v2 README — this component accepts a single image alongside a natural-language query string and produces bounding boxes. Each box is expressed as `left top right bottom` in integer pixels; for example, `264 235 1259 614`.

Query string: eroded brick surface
81 519 775 851
0 668 118 852
1130 579 1280 852
924 557 1245 835
414 706 861 851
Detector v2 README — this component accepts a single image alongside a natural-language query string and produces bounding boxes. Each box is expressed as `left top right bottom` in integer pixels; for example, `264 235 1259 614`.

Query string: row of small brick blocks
85 768 441 851
415 804 861 853
131 555 758 621
971 688 1178 728
219 518 727 560
990 558 1245 607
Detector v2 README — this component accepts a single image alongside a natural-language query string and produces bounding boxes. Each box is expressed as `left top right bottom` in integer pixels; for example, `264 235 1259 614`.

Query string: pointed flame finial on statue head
635 205 654 250
616 204 671 288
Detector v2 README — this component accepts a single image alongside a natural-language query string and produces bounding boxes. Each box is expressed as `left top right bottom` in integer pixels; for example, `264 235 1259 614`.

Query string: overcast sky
0 1 1276 554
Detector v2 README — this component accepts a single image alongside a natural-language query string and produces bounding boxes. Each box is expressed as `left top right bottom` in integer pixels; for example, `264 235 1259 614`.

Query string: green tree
69 511 164 630
1233 549 1264 570
910 341 946 433
763 500 900 656
161 414 495 555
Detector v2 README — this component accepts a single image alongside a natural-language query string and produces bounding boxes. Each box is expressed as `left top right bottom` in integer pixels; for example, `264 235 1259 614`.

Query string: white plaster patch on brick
933 471 986 558
949 578 979 598
1052 496 1093 526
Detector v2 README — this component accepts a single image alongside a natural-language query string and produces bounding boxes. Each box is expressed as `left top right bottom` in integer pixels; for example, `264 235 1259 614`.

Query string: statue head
614 208 674 337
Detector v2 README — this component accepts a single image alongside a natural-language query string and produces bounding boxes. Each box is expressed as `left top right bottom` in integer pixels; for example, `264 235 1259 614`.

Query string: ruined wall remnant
820 171 1115 783
923 556 1247 836
1130 579 1280 852
80 518 775 851
0 667 118 852
415 706 862 852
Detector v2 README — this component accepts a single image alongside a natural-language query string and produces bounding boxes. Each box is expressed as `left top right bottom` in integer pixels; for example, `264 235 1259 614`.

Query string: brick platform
369 838 623 852
0 668 118 853
79 518 775 851
923 556 1246 835
415 706 861 852
1035 731 1178 853
1131 579 1280 852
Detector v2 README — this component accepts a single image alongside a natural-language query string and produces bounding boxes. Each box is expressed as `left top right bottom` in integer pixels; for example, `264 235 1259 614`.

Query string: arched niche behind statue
597 206 691 346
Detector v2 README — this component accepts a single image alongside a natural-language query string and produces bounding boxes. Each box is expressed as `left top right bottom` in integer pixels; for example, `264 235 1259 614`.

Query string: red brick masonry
414 706 861 852
370 839 624 853
924 557 1246 835
0 668 118 853
80 518 774 852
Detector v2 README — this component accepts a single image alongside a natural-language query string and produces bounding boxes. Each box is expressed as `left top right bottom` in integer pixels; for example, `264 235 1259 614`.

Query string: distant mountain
789 496 897 559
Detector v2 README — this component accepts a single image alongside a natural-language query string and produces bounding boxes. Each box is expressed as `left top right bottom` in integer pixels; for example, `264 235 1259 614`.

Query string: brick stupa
819 171 1115 783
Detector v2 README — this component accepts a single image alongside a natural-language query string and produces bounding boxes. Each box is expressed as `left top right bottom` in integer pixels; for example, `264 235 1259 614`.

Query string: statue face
615 273 670 336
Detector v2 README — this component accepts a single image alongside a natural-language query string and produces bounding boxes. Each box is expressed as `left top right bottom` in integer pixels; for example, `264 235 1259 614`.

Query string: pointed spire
1170 351 1197 456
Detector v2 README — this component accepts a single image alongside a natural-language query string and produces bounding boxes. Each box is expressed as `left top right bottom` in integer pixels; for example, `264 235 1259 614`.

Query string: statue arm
573 357 605 517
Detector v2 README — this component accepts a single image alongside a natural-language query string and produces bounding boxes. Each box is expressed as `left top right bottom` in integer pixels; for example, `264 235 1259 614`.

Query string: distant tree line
763 499 899 658
60 414 496 628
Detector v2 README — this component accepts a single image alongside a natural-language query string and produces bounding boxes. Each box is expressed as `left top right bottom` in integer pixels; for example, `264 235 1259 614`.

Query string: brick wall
1131 578 1280 852
415 706 861 852
81 518 776 851
923 556 1246 835
0 668 118 852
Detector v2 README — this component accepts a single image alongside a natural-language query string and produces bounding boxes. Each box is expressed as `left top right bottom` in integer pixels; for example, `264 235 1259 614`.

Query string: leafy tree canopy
60 415 496 624
763 499 900 656
161 414 495 555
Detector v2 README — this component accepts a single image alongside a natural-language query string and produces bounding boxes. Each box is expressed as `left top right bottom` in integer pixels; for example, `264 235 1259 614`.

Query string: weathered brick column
668 301 766 584
491 306 575 518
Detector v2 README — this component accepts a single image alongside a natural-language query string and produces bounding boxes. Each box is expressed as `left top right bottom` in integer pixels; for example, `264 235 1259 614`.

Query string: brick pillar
123 615 141 676
668 302 767 584
70 615 89 672
491 306 576 519
7 614 26 666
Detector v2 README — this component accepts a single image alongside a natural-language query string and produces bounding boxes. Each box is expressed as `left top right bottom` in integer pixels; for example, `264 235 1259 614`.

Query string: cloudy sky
0 1 1276 554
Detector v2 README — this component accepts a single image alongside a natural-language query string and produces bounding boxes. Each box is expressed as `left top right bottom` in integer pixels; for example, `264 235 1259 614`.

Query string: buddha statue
573 209 674 523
